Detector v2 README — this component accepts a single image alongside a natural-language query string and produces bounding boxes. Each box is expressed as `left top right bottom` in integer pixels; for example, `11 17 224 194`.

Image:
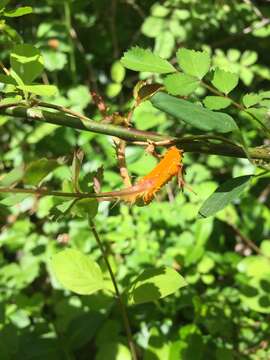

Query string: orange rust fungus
123 146 184 204
96 147 184 205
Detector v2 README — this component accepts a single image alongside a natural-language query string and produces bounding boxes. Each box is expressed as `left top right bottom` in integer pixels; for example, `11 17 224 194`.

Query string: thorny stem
0 102 270 161
0 187 127 200
89 219 138 360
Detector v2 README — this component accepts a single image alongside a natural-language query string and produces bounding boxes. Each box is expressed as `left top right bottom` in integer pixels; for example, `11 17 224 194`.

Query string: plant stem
0 187 99 199
1 105 270 161
89 219 138 360
64 1 76 82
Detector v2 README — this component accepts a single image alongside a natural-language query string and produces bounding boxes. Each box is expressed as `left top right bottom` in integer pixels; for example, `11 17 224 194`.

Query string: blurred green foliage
0 0 270 359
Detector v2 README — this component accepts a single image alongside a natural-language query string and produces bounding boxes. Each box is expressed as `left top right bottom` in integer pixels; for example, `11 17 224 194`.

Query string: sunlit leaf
164 73 199 96
0 95 22 106
4 6 32 17
0 165 24 186
121 47 175 74
127 266 187 304
51 249 104 295
111 61 125 83
17 84 58 97
177 48 210 79
211 68 239 94
10 44 44 84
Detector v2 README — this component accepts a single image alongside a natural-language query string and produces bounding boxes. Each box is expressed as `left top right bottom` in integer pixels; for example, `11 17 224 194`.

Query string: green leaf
0 74 16 85
241 50 258 66
49 198 77 221
141 17 164 38
42 50 67 71
211 68 239 94
0 194 30 206
67 85 91 111
144 328 170 360
10 44 44 84
203 96 232 110
23 158 60 185
198 175 252 218
177 48 210 79
261 240 270 257
240 277 270 313
154 31 175 59
72 199 99 219
133 100 166 130
151 92 238 133
120 47 175 74
56 199 77 215
106 83 122 98
51 248 104 295
164 73 199 96
242 93 261 108
127 266 187 305
4 6 32 17
238 256 270 279
259 90 270 99
96 342 131 360
2 23 22 43
17 85 58 97
0 165 24 186
151 4 170 17
0 95 22 106
111 61 125 83
27 123 58 144
197 256 215 273
0 116 8 126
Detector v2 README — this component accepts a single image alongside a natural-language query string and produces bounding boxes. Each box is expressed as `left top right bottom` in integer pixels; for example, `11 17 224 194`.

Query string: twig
243 0 264 19
108 0 119 58
229 222 269 259
0 61 10 75
64 1 76 82
211 17 270 47
89 219 138 360
122 0 145 19
243 18 270 34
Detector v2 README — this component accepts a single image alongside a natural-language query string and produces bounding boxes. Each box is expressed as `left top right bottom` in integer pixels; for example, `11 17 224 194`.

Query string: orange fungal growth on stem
135 146 183 204
96 146 184 205
120 146 184 204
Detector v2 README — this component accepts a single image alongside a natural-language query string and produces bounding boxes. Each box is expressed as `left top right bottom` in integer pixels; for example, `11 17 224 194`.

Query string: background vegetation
0 0 270 359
